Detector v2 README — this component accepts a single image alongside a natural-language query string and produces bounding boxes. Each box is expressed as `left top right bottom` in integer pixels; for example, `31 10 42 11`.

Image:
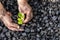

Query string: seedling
17 12 25 24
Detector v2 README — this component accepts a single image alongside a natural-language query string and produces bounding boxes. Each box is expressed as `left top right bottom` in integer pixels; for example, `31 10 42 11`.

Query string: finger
18 5 27 14
18 6 25 14
7 26 24 31
5 20 24 31
10 23 20 29
23 12 33 23
10 23 24 31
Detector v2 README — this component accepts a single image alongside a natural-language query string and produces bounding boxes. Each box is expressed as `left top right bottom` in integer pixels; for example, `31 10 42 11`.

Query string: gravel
0 0 60 40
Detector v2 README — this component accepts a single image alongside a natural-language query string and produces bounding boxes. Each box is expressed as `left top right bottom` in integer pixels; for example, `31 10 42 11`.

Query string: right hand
0 3 24 31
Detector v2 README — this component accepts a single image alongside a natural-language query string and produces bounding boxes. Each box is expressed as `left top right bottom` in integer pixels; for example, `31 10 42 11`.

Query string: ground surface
0 0 60 40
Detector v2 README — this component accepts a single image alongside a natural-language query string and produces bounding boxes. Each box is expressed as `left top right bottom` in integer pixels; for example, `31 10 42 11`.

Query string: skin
0 0 33 31
0 0 58 31
0 3 24 31
17 0 33 23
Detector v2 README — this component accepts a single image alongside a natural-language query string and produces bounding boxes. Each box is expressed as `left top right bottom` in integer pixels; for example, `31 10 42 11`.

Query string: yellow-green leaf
18 12 24 19
18 19 23 24
17 12 25 24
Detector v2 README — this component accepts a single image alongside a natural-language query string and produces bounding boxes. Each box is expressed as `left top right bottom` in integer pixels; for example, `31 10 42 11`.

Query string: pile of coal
0 0 60 40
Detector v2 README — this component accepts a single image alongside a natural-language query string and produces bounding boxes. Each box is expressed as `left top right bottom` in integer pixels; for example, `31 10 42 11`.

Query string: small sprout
17 12 25 24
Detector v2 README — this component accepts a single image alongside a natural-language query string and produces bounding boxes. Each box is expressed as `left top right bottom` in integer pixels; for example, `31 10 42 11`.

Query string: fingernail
17 26 20 29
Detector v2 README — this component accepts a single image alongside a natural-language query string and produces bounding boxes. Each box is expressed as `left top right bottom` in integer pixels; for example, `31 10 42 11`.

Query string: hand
0 3 24 31
17 0 33 23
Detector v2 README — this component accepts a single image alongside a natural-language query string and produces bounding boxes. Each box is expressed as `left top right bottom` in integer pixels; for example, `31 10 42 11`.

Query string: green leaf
18 19 23 24
17 12 25 24
18 12 24 19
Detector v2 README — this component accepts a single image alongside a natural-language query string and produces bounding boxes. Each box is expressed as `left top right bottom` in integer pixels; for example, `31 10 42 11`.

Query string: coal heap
0 0 60 40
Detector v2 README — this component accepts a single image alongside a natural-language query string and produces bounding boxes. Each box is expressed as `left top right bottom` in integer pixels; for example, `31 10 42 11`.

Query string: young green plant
17 12 25 24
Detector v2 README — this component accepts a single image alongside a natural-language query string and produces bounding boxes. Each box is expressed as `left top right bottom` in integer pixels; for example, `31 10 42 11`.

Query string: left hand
17 0 33 23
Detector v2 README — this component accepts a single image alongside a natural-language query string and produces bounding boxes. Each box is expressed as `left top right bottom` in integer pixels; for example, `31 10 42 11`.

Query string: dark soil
0 0 60 40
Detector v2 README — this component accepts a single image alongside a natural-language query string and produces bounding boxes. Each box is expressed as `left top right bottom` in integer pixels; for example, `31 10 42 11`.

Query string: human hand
17 0 33 23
